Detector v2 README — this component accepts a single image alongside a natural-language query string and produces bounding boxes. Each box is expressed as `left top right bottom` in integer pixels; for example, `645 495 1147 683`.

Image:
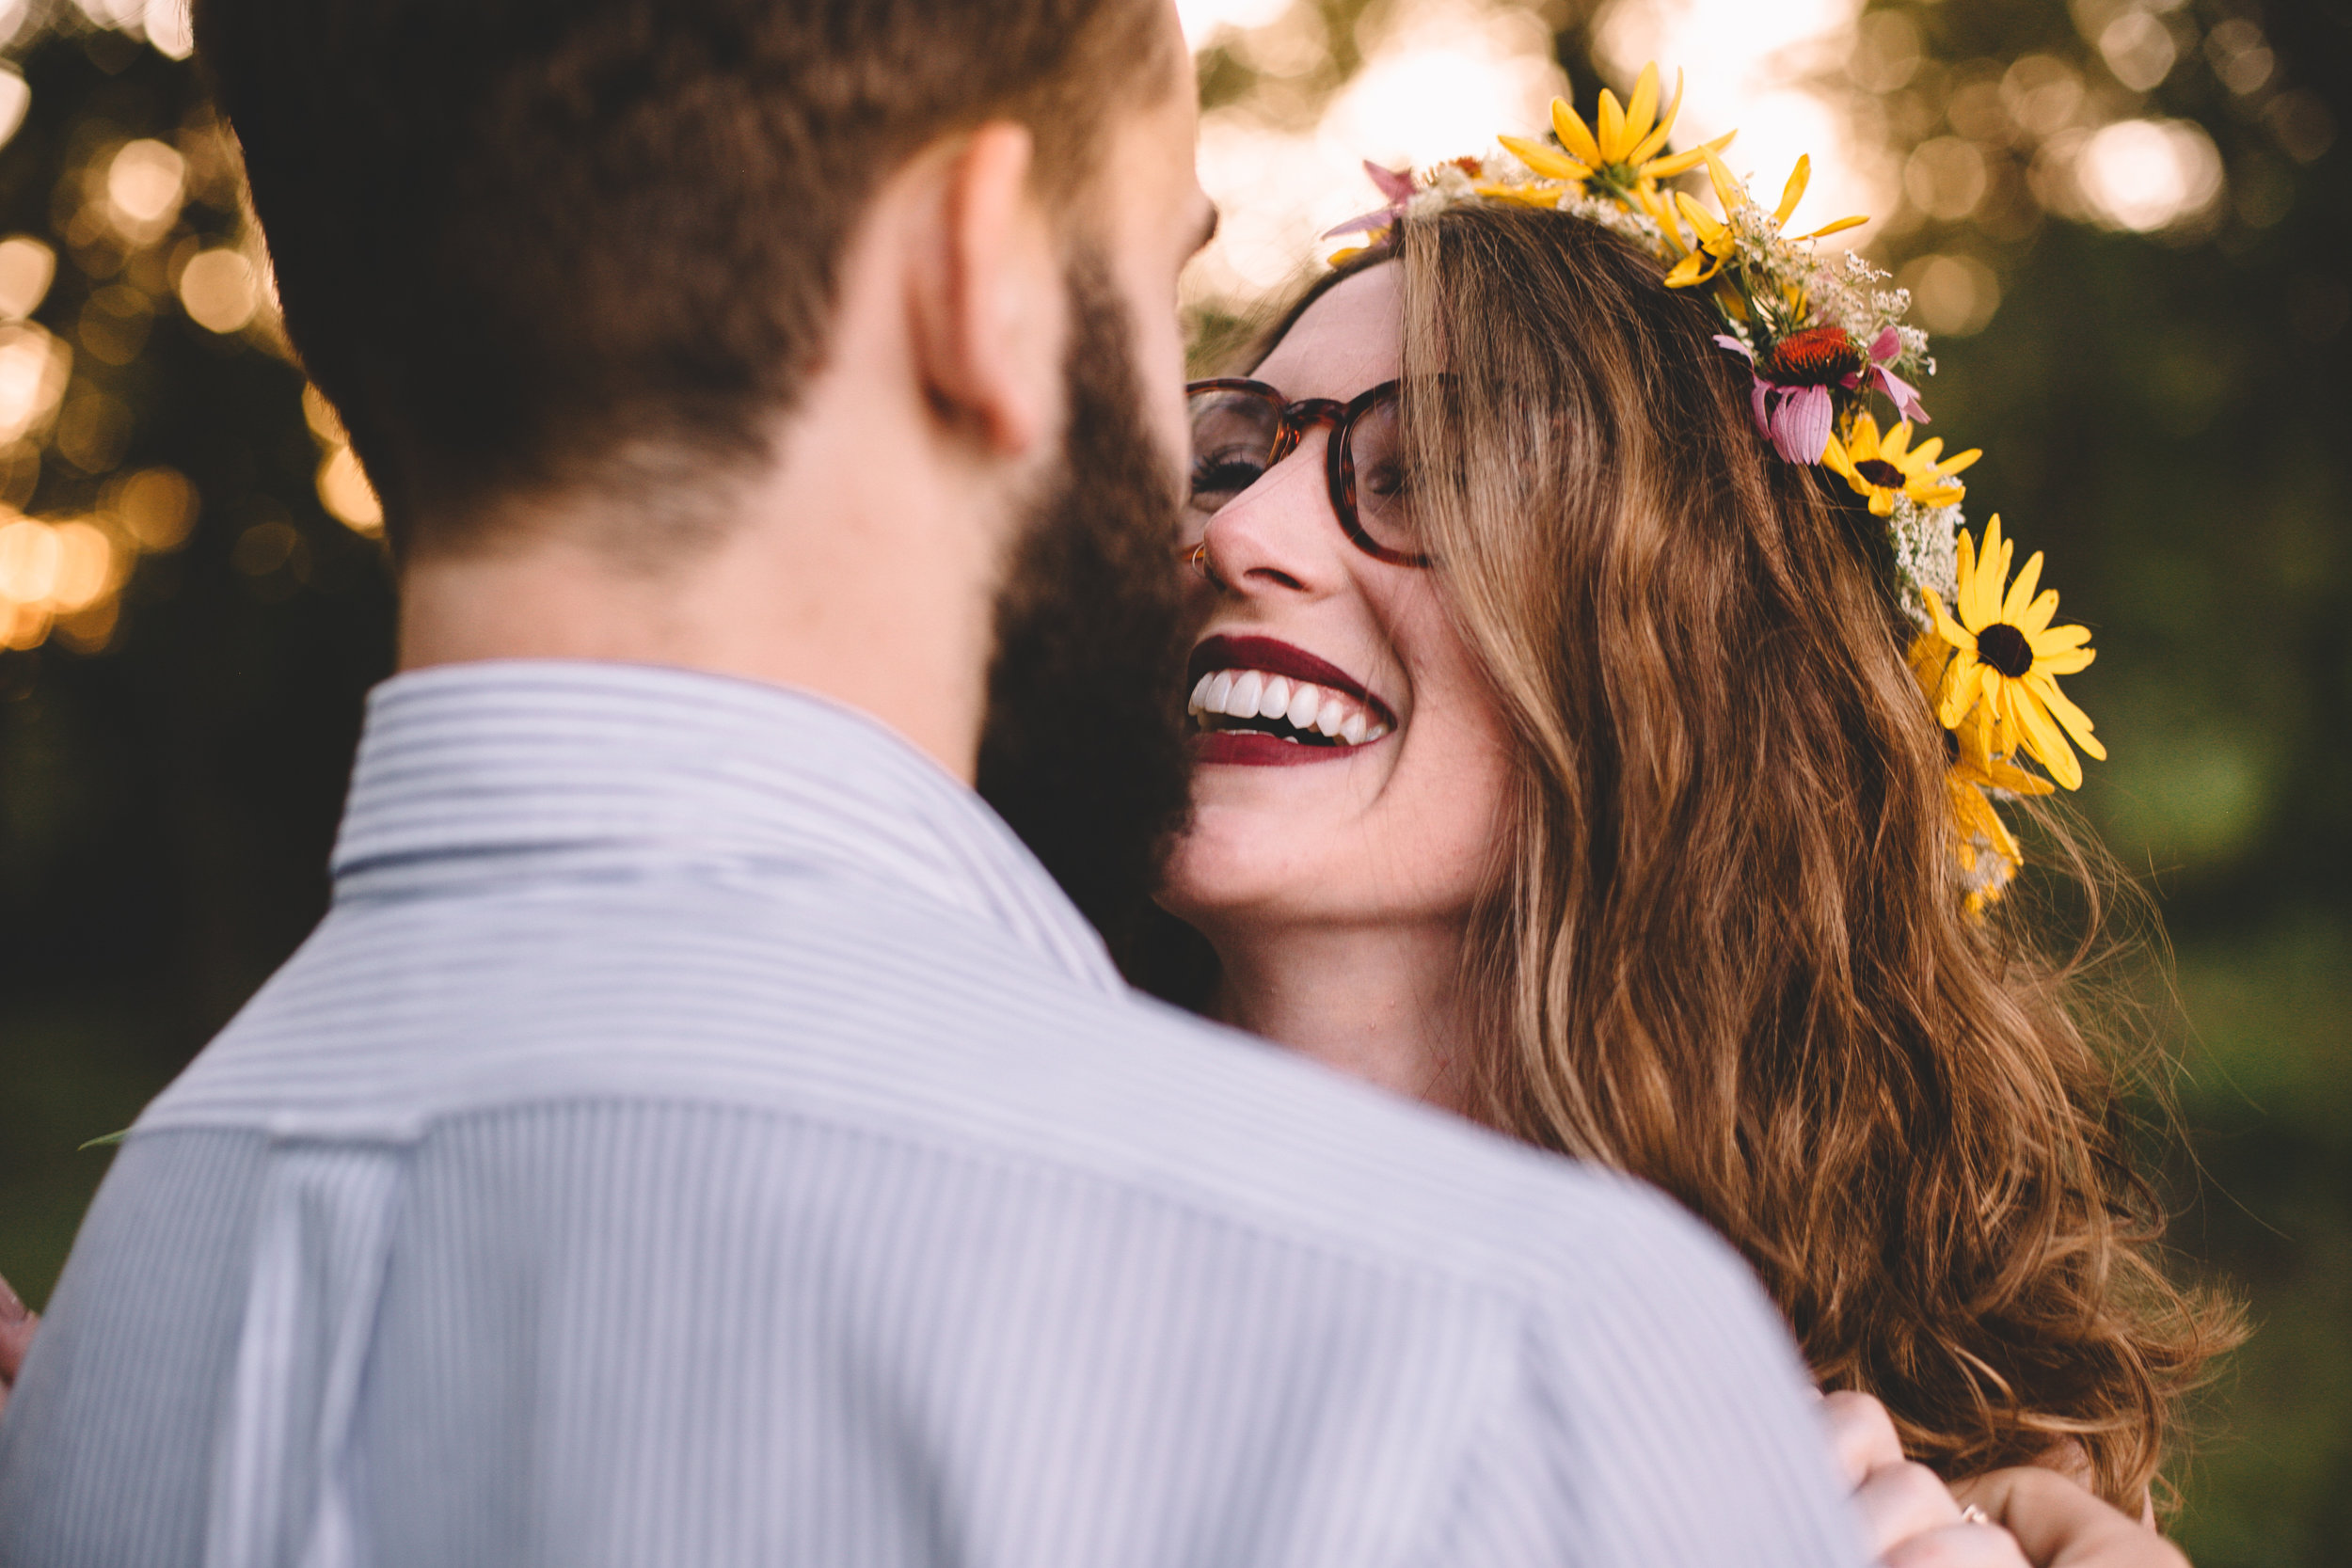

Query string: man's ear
907 122 1063 458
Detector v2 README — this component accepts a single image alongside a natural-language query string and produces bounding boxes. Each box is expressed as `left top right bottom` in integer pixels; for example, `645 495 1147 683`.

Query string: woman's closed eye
1358 456 1409 501
1188 451 1269 511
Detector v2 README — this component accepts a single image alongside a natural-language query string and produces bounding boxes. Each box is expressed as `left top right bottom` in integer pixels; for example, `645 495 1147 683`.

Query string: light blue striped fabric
0 660 1868 1568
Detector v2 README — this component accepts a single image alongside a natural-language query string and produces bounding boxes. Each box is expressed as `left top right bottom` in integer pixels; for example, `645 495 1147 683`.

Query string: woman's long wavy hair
1155 202 2239 1509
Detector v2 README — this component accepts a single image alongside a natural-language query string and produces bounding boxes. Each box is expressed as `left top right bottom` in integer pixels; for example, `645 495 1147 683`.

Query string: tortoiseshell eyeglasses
1183 377 1429 569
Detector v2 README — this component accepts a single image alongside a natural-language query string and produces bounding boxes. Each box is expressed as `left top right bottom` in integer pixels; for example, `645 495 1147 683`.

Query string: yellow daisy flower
1911 634 2054 913
1921 515 2106 790
1823 412 1980 515
1663 148 1867 290
1499 63 1735 196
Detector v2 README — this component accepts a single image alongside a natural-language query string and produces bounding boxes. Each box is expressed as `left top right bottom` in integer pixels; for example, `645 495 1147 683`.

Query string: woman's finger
1950 1469 2188 1568
1821 1388 1909 1489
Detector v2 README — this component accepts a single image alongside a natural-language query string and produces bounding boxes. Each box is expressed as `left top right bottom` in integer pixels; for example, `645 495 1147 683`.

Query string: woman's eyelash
1190 458 1266 489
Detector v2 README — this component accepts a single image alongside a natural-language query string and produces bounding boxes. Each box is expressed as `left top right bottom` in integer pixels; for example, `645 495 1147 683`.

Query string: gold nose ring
1188 540 1222 586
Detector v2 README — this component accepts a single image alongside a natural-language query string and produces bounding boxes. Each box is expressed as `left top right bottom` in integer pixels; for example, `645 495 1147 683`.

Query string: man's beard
976 255 1195 956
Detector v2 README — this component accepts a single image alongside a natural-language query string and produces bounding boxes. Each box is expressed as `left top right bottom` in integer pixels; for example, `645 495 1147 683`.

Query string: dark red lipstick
1185 633 1397 768
1187 635 1396 729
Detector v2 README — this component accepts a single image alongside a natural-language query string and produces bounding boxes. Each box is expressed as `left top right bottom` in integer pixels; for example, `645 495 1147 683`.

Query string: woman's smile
1185 633 1395 766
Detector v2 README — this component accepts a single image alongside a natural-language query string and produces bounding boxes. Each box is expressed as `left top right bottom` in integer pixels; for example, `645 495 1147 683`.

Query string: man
0 2 1880 1562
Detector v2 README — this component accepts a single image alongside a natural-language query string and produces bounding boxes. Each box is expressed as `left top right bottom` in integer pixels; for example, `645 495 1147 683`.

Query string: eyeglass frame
1184 376 1431 569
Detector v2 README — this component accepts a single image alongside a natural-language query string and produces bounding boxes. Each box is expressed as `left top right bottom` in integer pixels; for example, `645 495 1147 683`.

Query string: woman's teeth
1186 669 1391 745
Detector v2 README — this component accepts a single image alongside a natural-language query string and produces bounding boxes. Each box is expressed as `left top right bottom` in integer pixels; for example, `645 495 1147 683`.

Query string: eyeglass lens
1184 385 1421 562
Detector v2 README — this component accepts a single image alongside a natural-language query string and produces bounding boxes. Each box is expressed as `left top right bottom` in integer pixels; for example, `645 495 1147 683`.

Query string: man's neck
395 472 1005 785
1206 917 1475 1116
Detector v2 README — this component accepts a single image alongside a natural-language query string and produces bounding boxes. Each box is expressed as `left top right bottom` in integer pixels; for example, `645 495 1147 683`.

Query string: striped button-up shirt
0 660 1867 1568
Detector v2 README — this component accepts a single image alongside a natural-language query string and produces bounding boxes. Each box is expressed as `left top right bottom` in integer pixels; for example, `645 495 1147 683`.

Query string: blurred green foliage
0 0 2345 1560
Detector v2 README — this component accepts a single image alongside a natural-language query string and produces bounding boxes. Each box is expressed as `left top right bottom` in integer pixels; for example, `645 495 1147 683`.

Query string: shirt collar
331 659 1123 996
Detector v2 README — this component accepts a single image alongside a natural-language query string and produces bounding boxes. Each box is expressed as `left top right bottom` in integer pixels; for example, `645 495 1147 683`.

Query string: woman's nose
1194 434 1347 597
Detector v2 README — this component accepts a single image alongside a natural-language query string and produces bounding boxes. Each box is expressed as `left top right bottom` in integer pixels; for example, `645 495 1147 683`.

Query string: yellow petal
1700 145 1745 214
2018 589 2062 636
1821 431 1854 478
2001 550 2045 626
2028 673 2106 760
1662 249 1721 289
2037 648 2095 675
1981 515 2008 575
1674 190 1725 241
1551 96 1603 167
2008 685 2083 790
1958 533 1997 631
1935 647 1981 728
1936 446 1983 479
2030 624 2092 654
1923 589 1972 655
1645 128 1738 180
1628 69 1686 165
1794 214 1869 240
1477 182 1567 208
1597 87 1629 163
1624 63 1661 150
1991 760 2058 798
1499 135 1592 182
1951 529 1981 620
1634 186 1688 253
1906 433 1939 464
1847 410 1882 459
1774 154 1810 227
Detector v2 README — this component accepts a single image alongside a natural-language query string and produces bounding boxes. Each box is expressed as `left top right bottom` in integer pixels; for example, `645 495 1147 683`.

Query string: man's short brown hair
192 0 1175 551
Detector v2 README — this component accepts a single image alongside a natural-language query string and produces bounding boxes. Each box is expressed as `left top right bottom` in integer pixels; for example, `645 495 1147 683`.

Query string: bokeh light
2074 117 2224 231
177 246 258 333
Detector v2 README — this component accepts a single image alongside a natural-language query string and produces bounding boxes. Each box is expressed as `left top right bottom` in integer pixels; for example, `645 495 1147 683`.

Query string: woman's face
1159 262 1515 941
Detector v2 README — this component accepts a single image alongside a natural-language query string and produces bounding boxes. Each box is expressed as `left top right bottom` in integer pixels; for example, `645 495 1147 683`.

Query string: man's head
195 0 1214 938
192 0 1195 548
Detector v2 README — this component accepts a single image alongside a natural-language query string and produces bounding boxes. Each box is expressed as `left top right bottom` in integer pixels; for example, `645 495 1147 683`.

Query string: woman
1147 83 2236 1532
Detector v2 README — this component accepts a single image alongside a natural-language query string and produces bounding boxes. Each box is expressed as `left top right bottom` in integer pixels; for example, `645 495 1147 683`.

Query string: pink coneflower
1715 324 1930 466
1853 325 1928 425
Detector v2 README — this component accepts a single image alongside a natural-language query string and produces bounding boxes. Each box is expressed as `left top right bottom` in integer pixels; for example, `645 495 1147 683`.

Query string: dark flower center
1977 622 2035 678
1756 325 1864 386
1854 458 1906 488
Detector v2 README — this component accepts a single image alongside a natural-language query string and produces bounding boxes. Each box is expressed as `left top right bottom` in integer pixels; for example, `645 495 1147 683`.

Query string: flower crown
1324 64 2105 912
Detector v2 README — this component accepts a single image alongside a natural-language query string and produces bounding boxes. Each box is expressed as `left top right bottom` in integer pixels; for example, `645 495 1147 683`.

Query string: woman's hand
0 1270 36 1421
1824 1390 2030 1567
1952 1469 2188 1568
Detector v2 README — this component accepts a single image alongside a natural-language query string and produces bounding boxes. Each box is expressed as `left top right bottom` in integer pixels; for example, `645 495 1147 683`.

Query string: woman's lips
1187 634 1394 727
1184 632 1396 767
1192 729 1366 768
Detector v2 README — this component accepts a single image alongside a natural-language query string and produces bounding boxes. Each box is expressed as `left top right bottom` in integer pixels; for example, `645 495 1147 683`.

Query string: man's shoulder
145 868 1732 1317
